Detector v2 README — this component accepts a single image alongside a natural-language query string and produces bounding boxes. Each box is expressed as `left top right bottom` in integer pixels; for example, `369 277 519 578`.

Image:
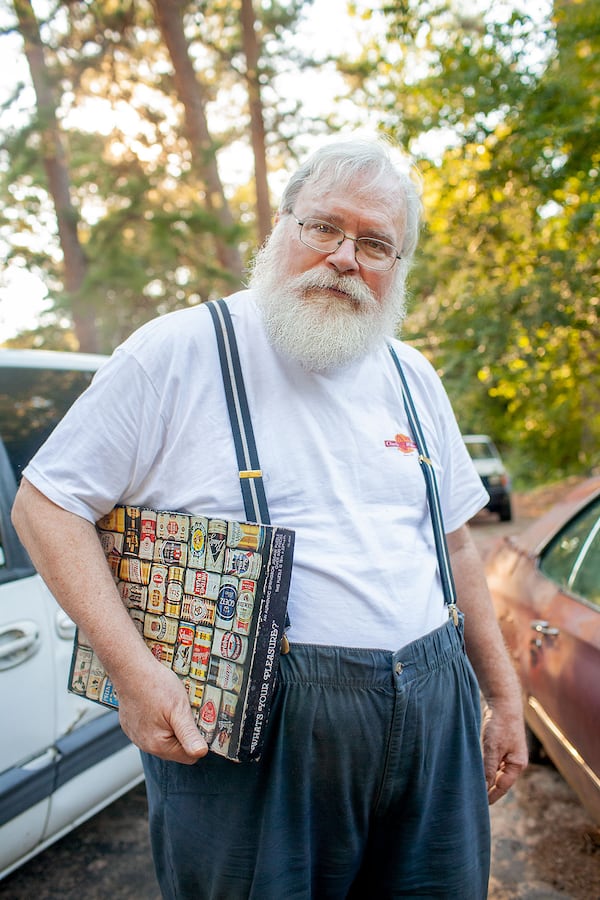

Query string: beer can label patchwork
168 565 185 585
84 503 295 762
85 652 106 701
166 579 184 604
189 629 213 680
215 576 238 630
197 684 222 743
123 529 140 557
146 640 175 668
184 568 220 600
154 539 188 567
205 520 227 571
147 564 168 612
223 549 263 580
173 624 196 675
144 614 179 645
234 585 255 635
139 509 157 560
118 581 148 611
227 521 265 552
213 689 238 755
156 512 189 542
71 645 93 694
125 506 141 533
208 658 243 694
188 517 208 569
181 595 216 626
212 628 248 664
118 558 151 584
164 594 183 619
183 676 205 708
98 530 124 559
97 507 126 533
99 677 119 706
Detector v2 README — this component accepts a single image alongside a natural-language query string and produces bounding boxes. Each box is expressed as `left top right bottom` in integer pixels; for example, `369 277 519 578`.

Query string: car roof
512 477 600 557
0 348 108 370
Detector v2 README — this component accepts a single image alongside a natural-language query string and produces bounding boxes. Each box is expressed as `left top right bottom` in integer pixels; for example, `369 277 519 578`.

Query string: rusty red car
485 477 600 825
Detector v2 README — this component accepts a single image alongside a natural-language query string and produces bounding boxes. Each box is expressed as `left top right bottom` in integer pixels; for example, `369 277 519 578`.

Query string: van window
0 367 97 481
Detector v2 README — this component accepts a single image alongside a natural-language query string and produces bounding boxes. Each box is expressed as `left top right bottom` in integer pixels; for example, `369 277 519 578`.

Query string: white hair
278 138 423 258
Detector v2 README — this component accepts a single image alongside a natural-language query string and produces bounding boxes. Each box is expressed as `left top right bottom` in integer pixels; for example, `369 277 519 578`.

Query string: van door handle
0 621 41 670
56 609 76 641
531 620 560 637
530 620 560 649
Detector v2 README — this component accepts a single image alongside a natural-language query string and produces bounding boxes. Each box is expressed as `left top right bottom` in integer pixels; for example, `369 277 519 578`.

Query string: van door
0 440 55 866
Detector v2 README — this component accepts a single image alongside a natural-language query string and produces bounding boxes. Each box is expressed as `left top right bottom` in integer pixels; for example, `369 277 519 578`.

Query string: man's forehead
294 176 405 234
298 170 399 203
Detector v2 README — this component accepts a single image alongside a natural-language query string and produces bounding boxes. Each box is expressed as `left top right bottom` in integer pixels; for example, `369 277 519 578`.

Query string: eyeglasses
293 215 401 271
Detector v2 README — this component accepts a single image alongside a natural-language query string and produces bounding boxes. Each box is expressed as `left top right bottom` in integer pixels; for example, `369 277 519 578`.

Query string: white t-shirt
25 290 488 650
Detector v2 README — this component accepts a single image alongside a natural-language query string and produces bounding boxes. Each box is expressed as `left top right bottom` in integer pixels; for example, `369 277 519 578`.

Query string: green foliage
0 0 313 351
343 0 599 485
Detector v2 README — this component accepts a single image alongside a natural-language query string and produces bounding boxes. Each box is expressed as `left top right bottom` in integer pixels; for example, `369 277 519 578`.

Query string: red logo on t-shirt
384 433 417 454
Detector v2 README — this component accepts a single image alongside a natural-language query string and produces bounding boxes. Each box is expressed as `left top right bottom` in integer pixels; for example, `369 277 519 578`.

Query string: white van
0 349 144 880
463 433 512 522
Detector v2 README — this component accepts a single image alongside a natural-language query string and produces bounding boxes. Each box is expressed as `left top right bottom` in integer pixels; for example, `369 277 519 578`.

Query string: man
12 138 527 899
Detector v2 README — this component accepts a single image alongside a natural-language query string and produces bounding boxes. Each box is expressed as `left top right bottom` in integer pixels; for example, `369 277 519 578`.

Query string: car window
465 442 497 461
569 514 600 609
540 497 600 608
0 367 96 482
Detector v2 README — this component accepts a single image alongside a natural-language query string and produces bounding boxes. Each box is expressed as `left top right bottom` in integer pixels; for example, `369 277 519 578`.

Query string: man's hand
114 658 209 764
481 700 528 804
447 524 529 802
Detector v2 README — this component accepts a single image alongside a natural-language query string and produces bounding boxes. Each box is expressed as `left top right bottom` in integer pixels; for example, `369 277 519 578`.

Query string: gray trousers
142 615 490 899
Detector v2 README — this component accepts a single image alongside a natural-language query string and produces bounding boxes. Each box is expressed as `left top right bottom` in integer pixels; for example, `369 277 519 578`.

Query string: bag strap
388 345 459 624
207 299 271 526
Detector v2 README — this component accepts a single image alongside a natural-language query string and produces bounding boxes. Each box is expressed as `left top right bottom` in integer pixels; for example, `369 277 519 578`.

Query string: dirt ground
475 479 600 899
489 763 600 899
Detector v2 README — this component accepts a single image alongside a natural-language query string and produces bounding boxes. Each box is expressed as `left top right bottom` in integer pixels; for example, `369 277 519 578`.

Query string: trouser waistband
278 614 465 688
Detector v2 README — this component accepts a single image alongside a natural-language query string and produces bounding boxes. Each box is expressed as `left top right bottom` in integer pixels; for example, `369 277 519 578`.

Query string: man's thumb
176 705 209 757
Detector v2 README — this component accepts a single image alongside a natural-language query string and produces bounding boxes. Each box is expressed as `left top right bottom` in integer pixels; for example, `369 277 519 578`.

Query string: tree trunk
152 0 244 280
12 0 98 352
240 0 272 244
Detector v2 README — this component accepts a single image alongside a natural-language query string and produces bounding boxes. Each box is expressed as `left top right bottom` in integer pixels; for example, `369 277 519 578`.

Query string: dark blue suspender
207 299 271 526
388 345 459 623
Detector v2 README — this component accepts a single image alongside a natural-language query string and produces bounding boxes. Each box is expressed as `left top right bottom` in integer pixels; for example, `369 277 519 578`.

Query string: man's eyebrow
309 210 395 244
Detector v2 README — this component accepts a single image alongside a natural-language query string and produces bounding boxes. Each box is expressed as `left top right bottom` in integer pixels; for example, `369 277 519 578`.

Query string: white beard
249 238 407 372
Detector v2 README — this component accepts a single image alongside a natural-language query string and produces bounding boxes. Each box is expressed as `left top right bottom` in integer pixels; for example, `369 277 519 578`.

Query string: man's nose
326 236 360 273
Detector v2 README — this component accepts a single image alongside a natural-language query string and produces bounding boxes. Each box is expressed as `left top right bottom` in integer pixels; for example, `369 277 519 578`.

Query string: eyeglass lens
299 218 397 270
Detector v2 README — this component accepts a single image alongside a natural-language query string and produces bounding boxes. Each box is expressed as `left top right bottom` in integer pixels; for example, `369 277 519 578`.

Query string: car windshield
465 441 497 460
0 367 96 481
540 496 600 609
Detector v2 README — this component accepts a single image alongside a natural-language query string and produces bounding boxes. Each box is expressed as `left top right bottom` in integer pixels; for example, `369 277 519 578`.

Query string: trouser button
395 661 403 675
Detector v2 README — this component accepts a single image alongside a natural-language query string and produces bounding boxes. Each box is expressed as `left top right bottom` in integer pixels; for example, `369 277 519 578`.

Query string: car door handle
56 609 77 641
0 621 41 670
531 620 560 637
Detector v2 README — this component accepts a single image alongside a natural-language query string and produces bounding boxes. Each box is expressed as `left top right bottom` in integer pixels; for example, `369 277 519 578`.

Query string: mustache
288 270 378 306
